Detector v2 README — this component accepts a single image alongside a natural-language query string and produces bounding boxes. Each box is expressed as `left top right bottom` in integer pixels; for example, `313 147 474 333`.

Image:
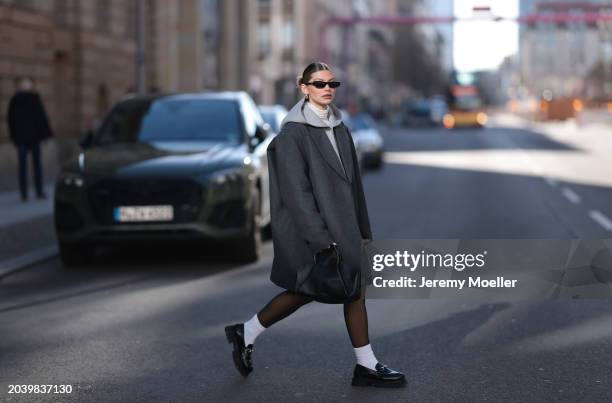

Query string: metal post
136 0 146 94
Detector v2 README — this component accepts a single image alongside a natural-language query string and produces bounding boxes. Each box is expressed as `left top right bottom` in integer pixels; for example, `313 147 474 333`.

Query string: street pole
136 0 145 94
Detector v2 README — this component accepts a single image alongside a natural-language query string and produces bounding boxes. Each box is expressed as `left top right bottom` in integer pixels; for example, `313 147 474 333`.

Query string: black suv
54 92 272 266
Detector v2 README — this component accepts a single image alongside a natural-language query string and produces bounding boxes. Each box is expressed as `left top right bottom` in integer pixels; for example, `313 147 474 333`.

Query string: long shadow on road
0 241 272 313
26 295 607 402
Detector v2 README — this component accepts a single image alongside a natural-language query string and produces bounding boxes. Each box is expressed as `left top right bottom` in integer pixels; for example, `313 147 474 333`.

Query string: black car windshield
95 97 244 144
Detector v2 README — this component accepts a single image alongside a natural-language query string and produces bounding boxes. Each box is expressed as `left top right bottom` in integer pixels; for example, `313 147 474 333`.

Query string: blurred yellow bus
443 85 487 129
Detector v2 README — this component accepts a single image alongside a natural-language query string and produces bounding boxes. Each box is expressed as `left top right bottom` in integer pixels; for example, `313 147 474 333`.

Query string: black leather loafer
224 323 253 377
352 363 407 388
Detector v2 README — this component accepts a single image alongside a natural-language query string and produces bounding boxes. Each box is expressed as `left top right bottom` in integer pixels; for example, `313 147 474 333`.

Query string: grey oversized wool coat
266 98 372 294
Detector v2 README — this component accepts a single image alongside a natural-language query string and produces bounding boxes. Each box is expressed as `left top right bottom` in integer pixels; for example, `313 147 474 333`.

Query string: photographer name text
372 276 518 289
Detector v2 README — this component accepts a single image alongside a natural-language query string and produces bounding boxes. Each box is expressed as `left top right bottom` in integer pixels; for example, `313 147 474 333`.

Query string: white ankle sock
243 314 266 346
354 344 379 371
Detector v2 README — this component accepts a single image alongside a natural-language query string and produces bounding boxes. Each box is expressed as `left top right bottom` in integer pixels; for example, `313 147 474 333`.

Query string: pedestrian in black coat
7 77 53 201
225 63 406 388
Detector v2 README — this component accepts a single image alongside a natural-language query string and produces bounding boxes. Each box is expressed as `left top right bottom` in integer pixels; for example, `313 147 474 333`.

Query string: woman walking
225 62 406 388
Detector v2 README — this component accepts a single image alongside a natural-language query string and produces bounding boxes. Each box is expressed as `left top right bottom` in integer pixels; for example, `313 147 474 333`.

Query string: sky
453 0 519 72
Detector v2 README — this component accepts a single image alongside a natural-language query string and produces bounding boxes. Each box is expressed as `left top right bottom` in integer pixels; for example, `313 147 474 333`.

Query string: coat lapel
335 125 355 184
310 125 353 184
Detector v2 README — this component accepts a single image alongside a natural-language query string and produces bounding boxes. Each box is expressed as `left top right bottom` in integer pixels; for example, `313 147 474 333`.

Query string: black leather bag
294 243 360 304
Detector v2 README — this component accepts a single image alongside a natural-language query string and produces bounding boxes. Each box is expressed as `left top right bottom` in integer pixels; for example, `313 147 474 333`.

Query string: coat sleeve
7 95 17 144
272 127 334 254
34 93 53 140
347 128 373 240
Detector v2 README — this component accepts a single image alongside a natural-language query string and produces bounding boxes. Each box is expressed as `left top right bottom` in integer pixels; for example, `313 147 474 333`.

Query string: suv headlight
59 172 85 187
211 169 243 186
204 167 250 200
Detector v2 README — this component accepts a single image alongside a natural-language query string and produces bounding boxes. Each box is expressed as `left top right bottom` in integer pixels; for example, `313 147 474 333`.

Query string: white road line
520 155 531 167
517 148 544 176
589 210 612 231
561 187 581 204
544 177 558 187
531 165 543 175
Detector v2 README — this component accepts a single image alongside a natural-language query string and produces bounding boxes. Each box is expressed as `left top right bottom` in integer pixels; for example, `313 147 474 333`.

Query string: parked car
343 112 384 170
258 104 288 135
403 98 433 127
54 92 272 266
429 96 449 126
403 97 448 127
340 111 363 172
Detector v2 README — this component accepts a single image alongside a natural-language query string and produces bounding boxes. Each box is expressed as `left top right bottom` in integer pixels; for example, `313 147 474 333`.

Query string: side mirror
80 129 94 149
253 123 270 145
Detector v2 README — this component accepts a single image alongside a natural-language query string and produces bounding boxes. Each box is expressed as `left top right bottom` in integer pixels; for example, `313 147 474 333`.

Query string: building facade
214 0 404 112
0 0 208 142
0 0 137 140
1 0 453 144
519 0 612 99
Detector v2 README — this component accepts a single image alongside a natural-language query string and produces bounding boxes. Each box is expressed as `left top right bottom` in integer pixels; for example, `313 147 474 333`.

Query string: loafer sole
351 376 407 388
225 325 252 377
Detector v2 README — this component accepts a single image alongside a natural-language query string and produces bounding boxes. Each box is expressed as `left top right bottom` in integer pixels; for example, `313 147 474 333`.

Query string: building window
282 21 294 50
258 23 271 59
96 0 111 33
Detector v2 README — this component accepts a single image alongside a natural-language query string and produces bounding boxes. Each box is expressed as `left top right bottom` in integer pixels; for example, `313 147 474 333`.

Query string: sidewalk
0 137 80 279
0 184 55 227
488 108 612 131
0 184 59 279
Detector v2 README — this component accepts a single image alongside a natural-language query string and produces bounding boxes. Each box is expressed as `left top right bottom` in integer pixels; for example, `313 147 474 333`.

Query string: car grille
207 200 247 228
55 201 85 231
88 179 203 225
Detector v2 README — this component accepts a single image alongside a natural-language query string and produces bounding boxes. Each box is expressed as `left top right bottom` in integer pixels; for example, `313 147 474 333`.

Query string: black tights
256 290 369 348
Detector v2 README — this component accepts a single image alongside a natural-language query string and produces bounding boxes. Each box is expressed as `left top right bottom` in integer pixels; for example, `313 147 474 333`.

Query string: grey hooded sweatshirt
280 96 346 175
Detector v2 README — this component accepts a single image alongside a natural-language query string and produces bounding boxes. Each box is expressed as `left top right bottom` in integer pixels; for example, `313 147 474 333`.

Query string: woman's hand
315 242 340 265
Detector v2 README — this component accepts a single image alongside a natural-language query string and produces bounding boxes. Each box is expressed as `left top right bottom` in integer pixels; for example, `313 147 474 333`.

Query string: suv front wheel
231 189 262 263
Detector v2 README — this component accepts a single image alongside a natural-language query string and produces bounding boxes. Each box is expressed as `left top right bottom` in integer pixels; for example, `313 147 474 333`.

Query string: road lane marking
561 188 581 204
531 165 543 175
518 148 544 176
589 210 612 231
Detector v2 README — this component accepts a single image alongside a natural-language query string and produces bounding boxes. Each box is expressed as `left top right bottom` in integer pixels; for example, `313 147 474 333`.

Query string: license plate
113 205 174 222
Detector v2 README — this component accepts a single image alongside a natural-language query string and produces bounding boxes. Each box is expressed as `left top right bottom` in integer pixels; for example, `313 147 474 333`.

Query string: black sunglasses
307 81 341 89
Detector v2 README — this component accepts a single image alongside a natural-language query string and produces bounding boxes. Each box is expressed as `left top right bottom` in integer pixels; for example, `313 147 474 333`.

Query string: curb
0 245 58 279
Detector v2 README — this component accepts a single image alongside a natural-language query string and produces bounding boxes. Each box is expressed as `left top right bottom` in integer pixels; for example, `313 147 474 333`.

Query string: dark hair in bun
296 62 332 86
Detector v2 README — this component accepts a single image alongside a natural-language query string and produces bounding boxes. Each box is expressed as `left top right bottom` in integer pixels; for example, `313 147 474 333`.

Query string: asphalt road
1 123 611 402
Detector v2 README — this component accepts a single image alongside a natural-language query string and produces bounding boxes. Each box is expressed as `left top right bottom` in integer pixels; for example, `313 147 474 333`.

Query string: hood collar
280 96 343 129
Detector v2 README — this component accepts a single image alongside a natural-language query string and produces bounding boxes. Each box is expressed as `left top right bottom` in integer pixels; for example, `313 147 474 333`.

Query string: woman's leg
343 293 369 348
257 290 313 327
344 291 382 371
17 145 28 201
225 290 313 377
31 142 44 197
243 290 313 346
